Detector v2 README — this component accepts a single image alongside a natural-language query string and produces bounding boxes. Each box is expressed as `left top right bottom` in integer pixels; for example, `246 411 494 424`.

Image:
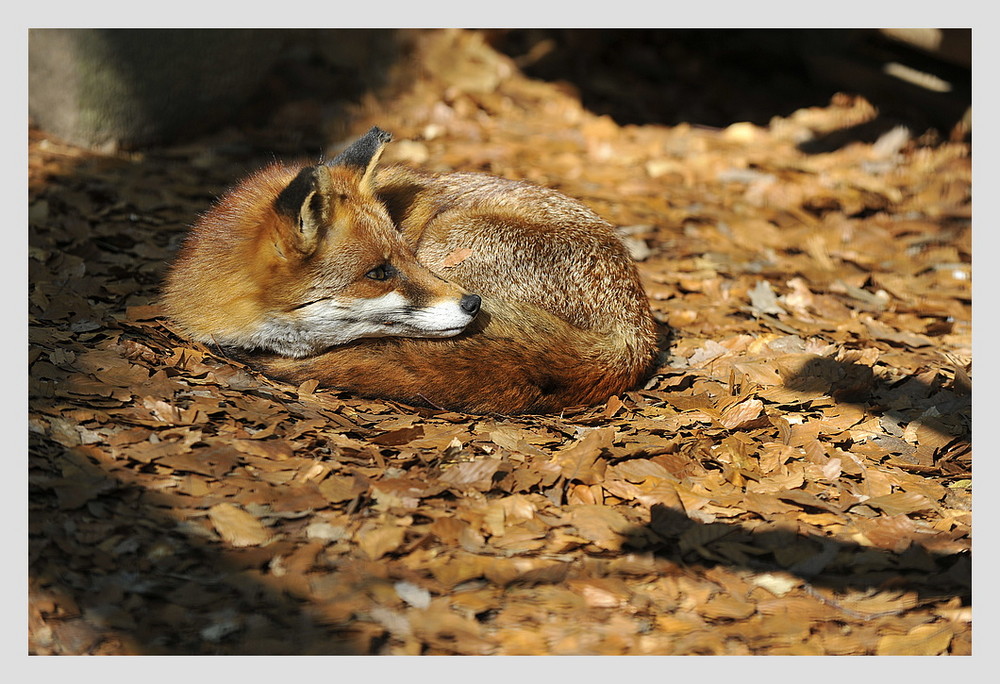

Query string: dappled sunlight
29 29 970 655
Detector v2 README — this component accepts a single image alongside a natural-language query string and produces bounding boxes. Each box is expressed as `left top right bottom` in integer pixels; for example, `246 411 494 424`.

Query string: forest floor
28 29 971 655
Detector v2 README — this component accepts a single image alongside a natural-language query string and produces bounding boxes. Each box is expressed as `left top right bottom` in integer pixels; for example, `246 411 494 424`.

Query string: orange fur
163 127 659 414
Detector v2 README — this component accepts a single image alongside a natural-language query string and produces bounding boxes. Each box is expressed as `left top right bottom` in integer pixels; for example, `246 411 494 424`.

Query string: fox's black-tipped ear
274 166 329 255
328 126 392 191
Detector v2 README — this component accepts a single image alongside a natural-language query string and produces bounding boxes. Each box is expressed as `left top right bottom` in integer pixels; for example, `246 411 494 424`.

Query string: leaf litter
29 29 970 655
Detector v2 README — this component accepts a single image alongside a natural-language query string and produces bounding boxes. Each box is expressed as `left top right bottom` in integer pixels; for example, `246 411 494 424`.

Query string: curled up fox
163 127 659 414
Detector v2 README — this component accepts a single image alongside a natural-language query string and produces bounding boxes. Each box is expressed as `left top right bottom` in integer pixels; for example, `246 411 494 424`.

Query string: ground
28 29 971 655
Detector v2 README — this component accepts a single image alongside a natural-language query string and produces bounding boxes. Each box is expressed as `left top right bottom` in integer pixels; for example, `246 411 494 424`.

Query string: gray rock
29 29 402 149
30 29 288 148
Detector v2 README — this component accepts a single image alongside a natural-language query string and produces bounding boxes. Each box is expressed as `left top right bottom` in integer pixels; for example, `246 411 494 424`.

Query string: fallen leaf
207 503 273 547
749 280 787 316
719 398 765 429
554 427 614 484
876 623 953 655
357 524 406 560
441 247 474 268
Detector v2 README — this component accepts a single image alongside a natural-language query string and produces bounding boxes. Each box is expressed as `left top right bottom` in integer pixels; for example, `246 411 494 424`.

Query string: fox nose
460 293 481 317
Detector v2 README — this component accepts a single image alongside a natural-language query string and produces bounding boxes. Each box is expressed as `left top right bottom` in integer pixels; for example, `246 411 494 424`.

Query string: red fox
163 127 659 414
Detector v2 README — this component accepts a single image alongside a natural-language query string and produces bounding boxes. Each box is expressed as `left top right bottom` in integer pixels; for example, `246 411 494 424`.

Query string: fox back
164 127 658 414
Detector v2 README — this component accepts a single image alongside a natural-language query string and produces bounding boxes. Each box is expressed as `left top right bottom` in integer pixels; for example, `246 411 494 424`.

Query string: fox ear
327 126 392 192
274 166 330 255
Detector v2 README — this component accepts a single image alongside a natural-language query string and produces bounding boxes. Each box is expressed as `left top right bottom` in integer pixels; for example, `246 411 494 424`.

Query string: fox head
163 126 481 357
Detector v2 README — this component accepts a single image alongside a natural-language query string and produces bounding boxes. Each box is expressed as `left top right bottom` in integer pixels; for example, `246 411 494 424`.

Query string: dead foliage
29 29 970 655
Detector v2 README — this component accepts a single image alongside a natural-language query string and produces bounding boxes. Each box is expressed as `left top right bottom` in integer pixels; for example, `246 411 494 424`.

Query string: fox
162 126 659 414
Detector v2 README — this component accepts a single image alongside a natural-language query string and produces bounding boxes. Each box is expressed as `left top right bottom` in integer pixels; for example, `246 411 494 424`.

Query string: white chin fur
243 291 476 357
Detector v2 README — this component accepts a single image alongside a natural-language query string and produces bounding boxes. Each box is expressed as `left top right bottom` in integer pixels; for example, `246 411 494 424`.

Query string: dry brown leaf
567 578 631 608
554 427 614 484
371 426 425 446
231 439 293 461
437 458 501 487
357 523 406 560
318 474 365 503
207 503 273 547
440 247 474 268
719 398 765 429
865 491 938 516
700 594 756 620
567 504 633 551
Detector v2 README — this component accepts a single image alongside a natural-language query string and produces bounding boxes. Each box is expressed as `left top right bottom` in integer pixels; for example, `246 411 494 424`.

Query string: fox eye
365 264 395 281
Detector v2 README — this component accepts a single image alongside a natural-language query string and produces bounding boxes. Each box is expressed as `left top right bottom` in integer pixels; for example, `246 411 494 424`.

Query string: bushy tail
249 302 654 414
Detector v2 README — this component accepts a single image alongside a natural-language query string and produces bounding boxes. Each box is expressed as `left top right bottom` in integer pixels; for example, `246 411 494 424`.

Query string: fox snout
396 289 480 339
